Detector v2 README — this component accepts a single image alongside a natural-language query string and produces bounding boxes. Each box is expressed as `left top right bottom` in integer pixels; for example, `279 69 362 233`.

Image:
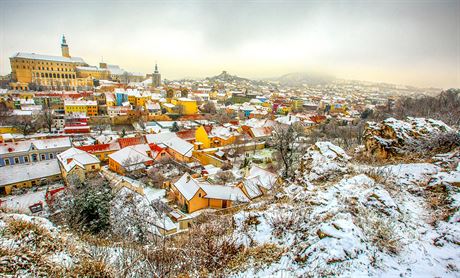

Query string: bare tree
271 123 307 179
39 108 54 133
216 171 234 185
122 156 146 178
201 101 217 114
9 114 41 136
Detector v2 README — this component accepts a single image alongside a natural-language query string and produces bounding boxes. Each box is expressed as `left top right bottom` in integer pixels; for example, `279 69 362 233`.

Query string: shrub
403 132 460 157
50 174 113 235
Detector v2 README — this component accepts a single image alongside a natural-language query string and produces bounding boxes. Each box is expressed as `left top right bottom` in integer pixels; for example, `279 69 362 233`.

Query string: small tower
61 35 70 58
152 63 161 89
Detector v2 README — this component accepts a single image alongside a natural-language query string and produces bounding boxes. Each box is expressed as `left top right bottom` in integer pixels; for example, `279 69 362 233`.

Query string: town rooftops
0 159 61 187
57 147 100 172
162 137 193 157
76 142 120 153
199 184 249 202
108 144 153 165
174 173 249 202
118 136 146 149
0 137 72 155
11 52 86 64
173 173 201 201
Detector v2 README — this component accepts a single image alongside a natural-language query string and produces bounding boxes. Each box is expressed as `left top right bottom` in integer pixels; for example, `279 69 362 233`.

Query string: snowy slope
231 144 460 277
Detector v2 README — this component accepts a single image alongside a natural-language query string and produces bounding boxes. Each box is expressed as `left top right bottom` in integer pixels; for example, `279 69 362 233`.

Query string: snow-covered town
0 1 459 277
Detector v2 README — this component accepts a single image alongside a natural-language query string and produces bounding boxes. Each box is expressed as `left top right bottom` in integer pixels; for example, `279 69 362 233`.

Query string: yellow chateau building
9 35 111 91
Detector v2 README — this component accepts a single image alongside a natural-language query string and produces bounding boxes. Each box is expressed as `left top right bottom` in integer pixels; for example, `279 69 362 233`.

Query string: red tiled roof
118 137 145 148
176 129 195 140
77 142 120 153
148 143 166 152
310 115 326 123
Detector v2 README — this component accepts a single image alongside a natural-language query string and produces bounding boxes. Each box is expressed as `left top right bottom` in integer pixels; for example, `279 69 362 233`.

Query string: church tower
61 35 70 58
152 63 161 88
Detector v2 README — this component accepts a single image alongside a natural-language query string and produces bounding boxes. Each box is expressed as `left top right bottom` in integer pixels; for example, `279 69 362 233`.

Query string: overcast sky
0 0 459 88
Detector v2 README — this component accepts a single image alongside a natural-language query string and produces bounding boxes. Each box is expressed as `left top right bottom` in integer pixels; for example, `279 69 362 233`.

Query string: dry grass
227 243 284 273
267 211 297 238
70 259 114 278
354 151 431 166
425 184 454 225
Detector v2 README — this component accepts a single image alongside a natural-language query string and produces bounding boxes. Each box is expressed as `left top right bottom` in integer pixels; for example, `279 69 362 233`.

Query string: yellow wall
109 158 124 174
64 104 98 116
187 188 209 213
10 57 90 90
77 69 109 80
166 148 192 163
0 126 19 134
1 174 61 195
173 99 198 115
195 126 211 149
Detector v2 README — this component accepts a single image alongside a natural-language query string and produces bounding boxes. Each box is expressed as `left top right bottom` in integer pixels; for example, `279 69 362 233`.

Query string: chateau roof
11 52 86 64
76 66 108 72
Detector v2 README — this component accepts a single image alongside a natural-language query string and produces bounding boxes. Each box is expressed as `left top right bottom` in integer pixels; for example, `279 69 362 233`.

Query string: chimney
66 158 73 164
186 175 191 182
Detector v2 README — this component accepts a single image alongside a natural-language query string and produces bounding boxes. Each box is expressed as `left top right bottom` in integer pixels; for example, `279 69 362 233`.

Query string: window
49 153 54 159
91 165 96 169
198 193 202 197
40 154 46 160
24 156 29 162
4 159 10 166
14 157 20 164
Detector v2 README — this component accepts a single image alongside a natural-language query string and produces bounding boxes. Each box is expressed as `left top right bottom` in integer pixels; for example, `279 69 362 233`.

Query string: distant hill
206 71 249 82
275 72 335 86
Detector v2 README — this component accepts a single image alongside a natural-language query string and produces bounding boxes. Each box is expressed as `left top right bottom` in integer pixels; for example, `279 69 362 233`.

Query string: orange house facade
171 173 249 213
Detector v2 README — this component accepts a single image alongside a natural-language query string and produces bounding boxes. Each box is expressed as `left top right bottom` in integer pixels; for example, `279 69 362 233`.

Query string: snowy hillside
231 143 460 277
1 141 459 277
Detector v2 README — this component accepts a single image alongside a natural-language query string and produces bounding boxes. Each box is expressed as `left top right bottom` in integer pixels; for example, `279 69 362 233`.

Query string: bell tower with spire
151 62 161 89
61 35 70 58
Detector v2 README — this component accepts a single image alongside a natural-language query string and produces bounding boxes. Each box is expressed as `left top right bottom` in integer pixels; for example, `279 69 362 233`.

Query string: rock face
363 117 453 158
299 141 350 182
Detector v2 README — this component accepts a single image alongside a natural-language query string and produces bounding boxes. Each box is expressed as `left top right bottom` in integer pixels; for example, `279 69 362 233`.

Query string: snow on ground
0 189 47 214
300 141 350 182
231 143 460 277
144 187 166 202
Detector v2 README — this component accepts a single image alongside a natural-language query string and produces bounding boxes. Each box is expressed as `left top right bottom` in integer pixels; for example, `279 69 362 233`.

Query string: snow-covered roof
200 184 249 202
245 165 278 190
163 137 193 157
209 126 237 140
108 144 153 165
145 132 178 144
76 66 108 72
11 52 86 64
275 115 300 125
0 159 61 186
251 127 272 138
173 173 201 201
241 178 263 199
145 133 193 157
57 147 100 172
0 137 72 155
